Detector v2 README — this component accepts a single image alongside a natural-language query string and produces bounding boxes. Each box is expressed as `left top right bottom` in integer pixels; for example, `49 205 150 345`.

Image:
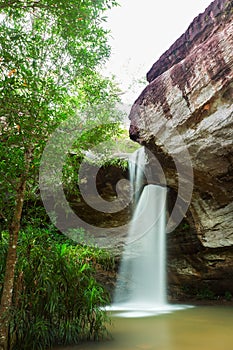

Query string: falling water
109 148 190 317
111 148 167 314
128 147 145 205
113 184 167 307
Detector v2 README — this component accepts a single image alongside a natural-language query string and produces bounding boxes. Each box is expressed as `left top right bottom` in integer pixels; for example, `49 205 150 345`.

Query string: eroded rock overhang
129 0 233 248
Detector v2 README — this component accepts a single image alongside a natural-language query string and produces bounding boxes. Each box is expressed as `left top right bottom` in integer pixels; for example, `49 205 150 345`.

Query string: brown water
55 306 233 350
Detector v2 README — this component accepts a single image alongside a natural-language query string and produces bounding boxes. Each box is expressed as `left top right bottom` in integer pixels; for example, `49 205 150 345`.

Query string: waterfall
113 184 167 307
108 148 191 317
128 147 145 205
113 147 167 310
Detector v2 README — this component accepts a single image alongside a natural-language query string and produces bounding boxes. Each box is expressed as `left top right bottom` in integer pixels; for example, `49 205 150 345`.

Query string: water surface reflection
54 306 233 350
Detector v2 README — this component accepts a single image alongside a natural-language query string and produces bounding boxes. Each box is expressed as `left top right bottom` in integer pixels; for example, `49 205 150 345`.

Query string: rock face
129 0 233 298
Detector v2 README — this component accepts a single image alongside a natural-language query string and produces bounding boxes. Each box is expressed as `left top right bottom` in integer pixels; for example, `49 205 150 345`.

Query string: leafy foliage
62 127 139 194
0 0 122 228
0 1 121 348
0 228 112 349
0 231 8 297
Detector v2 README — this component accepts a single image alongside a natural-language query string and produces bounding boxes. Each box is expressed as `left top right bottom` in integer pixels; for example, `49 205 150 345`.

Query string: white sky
102 0 212 106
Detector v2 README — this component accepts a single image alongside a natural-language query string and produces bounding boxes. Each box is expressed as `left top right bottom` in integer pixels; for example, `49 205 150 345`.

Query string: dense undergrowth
0 226 114 350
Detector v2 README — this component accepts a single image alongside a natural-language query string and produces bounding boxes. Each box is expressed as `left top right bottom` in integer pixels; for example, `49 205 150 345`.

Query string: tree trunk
0 151 31 350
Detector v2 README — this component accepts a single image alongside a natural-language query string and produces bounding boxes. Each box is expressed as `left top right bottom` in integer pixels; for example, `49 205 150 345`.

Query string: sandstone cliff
129 0 233 298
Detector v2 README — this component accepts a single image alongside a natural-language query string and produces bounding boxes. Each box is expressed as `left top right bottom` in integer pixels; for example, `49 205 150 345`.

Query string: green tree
0 1 119 348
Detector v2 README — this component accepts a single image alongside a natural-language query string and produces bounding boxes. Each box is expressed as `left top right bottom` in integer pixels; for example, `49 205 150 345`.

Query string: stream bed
54 305 233 350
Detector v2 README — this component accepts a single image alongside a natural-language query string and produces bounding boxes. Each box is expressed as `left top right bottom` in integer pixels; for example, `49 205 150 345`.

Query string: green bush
1 228 111 349
0 231 8 299
196 287 216 300
224 291 232 301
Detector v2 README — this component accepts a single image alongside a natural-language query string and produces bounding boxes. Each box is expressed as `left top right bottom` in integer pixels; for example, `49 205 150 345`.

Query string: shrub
0 231 8 300
1 228 111 349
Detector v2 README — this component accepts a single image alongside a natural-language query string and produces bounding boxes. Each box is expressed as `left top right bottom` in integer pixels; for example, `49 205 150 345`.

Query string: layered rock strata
129 0 233 297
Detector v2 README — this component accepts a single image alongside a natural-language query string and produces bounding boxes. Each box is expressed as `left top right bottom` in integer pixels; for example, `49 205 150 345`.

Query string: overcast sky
103 0 212 105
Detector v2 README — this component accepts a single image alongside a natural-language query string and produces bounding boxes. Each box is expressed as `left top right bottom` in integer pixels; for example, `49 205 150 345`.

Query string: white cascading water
113 184 167 307
128 147 145 205
109 148 190 317
112 148 167 313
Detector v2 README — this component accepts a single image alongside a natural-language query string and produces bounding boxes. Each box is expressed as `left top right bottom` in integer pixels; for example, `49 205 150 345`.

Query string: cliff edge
129 0 233 298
